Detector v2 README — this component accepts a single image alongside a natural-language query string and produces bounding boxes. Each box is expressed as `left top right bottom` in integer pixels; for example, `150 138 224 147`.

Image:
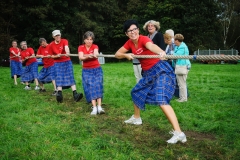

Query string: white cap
52 30 61 36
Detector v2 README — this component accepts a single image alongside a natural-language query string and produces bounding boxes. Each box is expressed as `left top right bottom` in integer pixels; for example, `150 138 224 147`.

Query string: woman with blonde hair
143 20 165 50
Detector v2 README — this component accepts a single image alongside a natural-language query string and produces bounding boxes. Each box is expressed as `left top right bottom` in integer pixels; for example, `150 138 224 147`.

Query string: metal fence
194 49 239 55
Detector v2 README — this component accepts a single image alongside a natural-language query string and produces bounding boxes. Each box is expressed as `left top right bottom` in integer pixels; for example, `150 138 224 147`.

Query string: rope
68 54 240 61
10 54 240 61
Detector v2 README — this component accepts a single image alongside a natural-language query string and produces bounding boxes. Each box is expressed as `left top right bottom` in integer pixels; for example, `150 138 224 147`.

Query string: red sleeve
62 39 68 46
29 48 35 55
78 45 84 52
142 36 152 44
92 44 99 50
123 40 131 51
37 46 41 55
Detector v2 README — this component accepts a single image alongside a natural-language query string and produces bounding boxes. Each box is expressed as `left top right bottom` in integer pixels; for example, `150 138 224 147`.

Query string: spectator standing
173 34 191 102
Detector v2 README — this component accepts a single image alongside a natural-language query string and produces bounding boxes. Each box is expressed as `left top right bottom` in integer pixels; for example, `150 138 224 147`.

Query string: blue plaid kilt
131 60 176 110
10 60 23 78
21 62 38 83
55 60 76 88
82 67 103 103
38 65 56 84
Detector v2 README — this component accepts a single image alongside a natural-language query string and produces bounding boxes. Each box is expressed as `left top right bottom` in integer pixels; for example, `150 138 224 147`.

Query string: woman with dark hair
115 20 187 144
78 31 105 115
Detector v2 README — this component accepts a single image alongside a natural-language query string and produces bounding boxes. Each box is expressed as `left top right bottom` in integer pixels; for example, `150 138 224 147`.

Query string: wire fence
193 49 239 64
194 49 239 55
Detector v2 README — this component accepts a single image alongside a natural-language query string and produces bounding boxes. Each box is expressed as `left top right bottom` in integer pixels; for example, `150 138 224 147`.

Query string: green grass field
0 62 240 160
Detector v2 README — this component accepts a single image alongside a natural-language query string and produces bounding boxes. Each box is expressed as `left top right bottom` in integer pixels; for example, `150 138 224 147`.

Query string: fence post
98 52 105 64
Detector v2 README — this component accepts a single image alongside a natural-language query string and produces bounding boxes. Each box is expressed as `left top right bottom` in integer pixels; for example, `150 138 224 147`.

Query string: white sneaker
124 115 142 125
91 107 97 115
97 106 105 114
24 86 31 90
167 130 187 144
35 86 40 90
176 98 187 102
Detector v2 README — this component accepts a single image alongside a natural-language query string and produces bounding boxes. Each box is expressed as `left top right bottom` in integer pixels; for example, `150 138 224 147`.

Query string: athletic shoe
91 107 97 115
39 89 46 92
167 130 187 144
97 106 105 114
24 86 31 90
56 91 63 103
124 115 142 125
73 92 83 102
35 86 40 90
176 98 187 102
52 90 57 96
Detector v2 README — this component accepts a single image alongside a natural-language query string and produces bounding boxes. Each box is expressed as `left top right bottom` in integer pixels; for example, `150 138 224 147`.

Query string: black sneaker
39 88 46 92
52 90 57 96
73 92 83 102
56 91 63 103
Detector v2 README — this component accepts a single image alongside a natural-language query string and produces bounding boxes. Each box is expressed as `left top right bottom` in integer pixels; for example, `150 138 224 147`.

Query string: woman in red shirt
9 40 22 85
78 31 104 115
20 41 39 90
115 20 186 144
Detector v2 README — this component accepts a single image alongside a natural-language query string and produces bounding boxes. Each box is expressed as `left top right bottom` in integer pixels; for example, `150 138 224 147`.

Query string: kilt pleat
82 67 103 103
38 65 56 84
55 60 76 87
21 62 38 83
10 60 23 78
131 60 176 110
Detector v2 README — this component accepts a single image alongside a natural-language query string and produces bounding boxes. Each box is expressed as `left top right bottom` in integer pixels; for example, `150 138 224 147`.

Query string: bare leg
34 78 39 86
14 75 17 85
71 85 76 91
133 104 141 118
39 82 44 89
52 80 57 91
97 98 102 106
57 86 62 91
160 105 181 132
92 100 97 107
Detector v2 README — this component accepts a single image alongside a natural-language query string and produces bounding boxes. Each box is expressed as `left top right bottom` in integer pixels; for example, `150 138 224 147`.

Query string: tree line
0 0 239 62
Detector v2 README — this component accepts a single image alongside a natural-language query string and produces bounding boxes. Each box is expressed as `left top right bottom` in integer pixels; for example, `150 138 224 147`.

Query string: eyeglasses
126 28 138 33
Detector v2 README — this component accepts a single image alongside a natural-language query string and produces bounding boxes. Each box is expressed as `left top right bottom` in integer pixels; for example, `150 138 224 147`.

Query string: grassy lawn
0 62 240 159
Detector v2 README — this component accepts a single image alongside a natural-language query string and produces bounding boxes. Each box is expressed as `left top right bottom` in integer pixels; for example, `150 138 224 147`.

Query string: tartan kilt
131 60 176 110
55 60 76 88
38 65 56 84
10 60 23 78
82 67 103 103
21 62 38 83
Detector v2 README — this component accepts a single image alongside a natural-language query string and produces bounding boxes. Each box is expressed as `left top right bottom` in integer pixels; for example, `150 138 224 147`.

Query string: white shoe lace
167 130 179 143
